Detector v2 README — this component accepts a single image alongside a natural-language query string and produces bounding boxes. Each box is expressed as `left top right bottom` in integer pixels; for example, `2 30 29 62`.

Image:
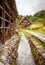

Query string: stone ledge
29 38 45 65
0 35 20 65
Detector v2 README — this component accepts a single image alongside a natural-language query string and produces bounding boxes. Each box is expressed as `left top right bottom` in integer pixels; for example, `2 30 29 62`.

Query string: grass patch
27 24 45 35
32 36 45 50
29 26 45 35
21 29 45 50
18 31 22 40
21 29 32 39
36 26 45 34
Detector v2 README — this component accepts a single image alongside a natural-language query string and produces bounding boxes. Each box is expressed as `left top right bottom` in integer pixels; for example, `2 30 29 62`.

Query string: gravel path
16 33 35 65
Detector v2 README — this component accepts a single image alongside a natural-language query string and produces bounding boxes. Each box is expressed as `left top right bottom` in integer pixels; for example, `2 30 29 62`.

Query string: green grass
21 29 45 50
30 27 45 35
18 31 22 39
36 26 45 34
27 25 45 35
31 36 45 50
21 29 32 39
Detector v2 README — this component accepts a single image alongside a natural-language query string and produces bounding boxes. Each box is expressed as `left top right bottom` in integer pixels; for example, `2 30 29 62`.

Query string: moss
30 41 43 65
18 32 22 40
32 36 45 50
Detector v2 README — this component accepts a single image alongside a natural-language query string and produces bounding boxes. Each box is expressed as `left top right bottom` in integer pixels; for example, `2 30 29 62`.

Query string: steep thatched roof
19 17 32 25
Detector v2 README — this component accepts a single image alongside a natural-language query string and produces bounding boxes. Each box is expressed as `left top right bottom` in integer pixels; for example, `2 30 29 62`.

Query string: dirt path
16 33 35 65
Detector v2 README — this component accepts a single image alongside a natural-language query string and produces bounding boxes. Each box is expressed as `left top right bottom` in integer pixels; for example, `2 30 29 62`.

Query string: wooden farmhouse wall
0 0 18 45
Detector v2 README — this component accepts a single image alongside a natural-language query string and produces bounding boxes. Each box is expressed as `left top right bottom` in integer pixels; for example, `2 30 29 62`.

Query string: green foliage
18 32 22 39
37 18 45 25
16 18 19 24
16 15 23 24
26 10 45 25
27 24 42 30
27 25 45 35
30 39 44 65
34 10 45 18
21 29 32 39
16 10 45 27
32 37 45 50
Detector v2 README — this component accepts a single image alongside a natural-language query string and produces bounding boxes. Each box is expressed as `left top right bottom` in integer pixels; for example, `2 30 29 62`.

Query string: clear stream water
16 33 36 65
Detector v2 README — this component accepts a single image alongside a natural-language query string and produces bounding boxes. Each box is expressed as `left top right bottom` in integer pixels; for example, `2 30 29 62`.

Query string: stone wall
0 35 20 65
29 38 45 65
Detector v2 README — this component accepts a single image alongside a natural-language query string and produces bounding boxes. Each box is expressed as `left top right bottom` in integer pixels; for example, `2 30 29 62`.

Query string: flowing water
16 33 35 65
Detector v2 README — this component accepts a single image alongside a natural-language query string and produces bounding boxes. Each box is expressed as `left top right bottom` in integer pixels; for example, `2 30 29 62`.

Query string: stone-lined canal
16 33 35 65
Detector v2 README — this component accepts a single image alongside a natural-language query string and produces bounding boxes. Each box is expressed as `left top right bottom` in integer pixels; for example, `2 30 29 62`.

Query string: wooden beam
2 0 5 44
0 5 3 10
5 0 15 18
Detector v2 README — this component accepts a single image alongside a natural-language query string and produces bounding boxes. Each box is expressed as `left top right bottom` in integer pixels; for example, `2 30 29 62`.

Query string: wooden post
9 17 11 38
2 0 5 44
